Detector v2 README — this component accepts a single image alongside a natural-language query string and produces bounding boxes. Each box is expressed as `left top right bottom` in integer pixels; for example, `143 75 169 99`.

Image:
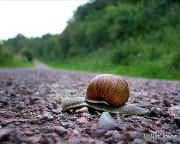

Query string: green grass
43 48 115 73
115 62 180 80
43 49 180 81
0 59 34 67
45 61 180 80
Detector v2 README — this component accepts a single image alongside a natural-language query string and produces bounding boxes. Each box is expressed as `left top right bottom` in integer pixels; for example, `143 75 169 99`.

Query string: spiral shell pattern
86 74 129 106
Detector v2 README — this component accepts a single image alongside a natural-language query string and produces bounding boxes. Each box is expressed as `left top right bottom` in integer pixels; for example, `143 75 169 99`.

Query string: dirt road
34 60 50 69
0 65 179 144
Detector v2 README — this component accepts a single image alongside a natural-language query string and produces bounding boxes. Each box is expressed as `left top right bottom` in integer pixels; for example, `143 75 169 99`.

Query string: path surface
0 65 180 144
34 60 50 69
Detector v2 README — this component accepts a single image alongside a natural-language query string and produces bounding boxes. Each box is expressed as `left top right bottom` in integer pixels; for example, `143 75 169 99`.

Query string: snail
62 74 149 115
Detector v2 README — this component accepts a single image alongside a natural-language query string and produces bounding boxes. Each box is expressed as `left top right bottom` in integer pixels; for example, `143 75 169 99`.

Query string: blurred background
0 0 180 80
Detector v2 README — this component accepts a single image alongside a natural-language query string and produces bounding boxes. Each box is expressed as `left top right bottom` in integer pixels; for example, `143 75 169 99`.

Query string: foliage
0 44 13 62
169 52 180 70
21 48 33 61
0 59 34 67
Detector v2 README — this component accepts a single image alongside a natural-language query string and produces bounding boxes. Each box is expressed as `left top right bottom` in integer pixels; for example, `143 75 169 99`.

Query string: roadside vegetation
0 60 34 68
0 0 179 80
0 43 34 67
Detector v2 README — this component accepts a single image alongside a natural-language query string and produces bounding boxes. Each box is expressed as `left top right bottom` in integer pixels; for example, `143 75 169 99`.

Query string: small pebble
155 120 162 127
163 99 171 107
149 107 161 117
174 117 180 128
150 99 158 104
24 131 34 136
116 123 130 131
133 138 144 144
122 131 131 140
77 117 88 124
75 107 88 113
39 134 57 144
168 105 180 117
72 129 80 137
40 126 54 133
105 130 121 143
117 140 126 144
90 128 106 138
90 139 105 144
54 126 67 136
98 112 117 130
61 122 74 129
29 96 40 105
0 97 8 105
51 108 62 114
41 111 53 120
6 80 12 86
0 128 15 140
16 102 25 110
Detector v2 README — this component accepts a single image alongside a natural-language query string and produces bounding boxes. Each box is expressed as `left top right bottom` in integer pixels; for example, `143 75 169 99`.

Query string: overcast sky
0 0 89 40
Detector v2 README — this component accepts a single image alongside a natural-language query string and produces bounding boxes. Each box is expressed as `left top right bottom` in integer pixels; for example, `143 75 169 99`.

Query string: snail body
62 74 149 115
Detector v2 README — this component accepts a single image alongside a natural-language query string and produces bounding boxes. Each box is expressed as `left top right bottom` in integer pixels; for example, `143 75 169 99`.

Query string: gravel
0 67 180 144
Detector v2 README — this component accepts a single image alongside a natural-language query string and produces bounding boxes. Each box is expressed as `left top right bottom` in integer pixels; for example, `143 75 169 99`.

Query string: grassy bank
43 47 180 80
0 60 34 68
44 60 180 80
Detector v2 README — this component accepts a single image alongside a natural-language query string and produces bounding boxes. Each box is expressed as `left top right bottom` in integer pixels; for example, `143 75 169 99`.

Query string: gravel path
0 66 180 144
34 60 50 69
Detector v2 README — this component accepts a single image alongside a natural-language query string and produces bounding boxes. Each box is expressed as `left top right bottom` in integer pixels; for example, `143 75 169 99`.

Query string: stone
98 112 117 130
16 102 25 110
54 126 67 136
174 117 180 128
40 126 54 133
90 139 105 144
163 99 171 107
72 129 80 137
149 107 161 117
117 123 130 131
39 134 57 144
133 138 144 144
0 128 15 141
51 108 62 114
0 97 8 105
105 130 121 143
77 117 88 124
41 111 53 120
90 128 106 138
75 107 88 113
168 105 180 117
61 122 74 129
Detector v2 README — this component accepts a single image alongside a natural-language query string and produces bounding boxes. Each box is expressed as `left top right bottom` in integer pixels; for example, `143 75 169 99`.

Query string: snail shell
86 74 129 107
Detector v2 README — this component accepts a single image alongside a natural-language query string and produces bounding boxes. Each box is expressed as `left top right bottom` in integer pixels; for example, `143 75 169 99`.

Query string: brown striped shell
86 74 129 106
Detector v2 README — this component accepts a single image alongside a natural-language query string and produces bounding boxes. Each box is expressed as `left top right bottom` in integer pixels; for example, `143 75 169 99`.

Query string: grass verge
43 56 180 81
0 60 34 68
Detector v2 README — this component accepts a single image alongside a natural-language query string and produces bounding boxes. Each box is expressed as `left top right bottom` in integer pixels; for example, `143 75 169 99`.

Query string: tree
21 48 33 62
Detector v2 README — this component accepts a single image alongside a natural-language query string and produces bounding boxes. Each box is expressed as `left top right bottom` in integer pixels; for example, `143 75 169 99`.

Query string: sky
0 0 89 40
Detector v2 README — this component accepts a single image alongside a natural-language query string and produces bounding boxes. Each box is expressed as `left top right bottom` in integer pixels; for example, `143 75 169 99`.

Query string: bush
21 48 33 62
0 46 13 62
170 53 180 70
111 39 140 65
